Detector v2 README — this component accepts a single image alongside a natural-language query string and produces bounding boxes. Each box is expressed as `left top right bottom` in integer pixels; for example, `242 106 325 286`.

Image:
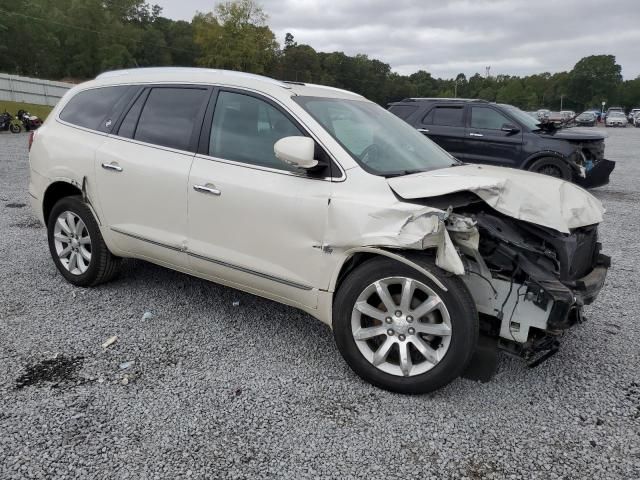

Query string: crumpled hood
387 164 605 234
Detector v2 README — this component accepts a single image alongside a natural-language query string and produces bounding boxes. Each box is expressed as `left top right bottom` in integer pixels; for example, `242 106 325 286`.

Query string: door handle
101 162 123 172
193 184 221 196
469 132 484 137
417 128 430 133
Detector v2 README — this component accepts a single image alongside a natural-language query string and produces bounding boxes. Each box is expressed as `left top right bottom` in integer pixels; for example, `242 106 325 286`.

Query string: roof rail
401 97 489 103
96 67 291 89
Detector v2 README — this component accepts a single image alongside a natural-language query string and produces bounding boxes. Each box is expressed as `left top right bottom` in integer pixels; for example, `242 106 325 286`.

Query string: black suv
388 98 615 188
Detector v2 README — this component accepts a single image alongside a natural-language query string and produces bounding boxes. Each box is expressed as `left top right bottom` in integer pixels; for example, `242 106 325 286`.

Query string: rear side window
423 106 464 127
470 107 511 130
388 105 418 120
59 86 131 131
134 87 208 151
209 91 303 171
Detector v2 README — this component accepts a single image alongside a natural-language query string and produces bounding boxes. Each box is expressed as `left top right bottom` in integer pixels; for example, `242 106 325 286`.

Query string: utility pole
454 81 457 98
560 94 565 111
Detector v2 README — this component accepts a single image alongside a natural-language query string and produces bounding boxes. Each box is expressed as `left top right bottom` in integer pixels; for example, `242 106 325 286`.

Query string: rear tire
332 256 478 394
10 123 21 133
528 156 573 181
47 196 121 287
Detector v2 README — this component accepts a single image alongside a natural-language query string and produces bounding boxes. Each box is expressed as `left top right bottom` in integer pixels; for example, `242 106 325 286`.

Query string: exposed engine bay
442 197 610 366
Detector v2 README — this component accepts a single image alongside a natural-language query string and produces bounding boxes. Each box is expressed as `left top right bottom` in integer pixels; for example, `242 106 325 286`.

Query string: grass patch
0 101 53 119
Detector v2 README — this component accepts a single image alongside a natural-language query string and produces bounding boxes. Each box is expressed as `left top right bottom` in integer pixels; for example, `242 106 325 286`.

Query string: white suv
29 68 610 393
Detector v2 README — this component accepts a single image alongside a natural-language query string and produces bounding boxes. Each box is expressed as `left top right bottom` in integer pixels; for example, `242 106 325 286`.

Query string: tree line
1 0 639 111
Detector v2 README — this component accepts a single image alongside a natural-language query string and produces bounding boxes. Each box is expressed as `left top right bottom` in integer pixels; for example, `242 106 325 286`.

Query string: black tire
332 256 478 394
47 195 121 287
10 123 21 133
528 156 573 181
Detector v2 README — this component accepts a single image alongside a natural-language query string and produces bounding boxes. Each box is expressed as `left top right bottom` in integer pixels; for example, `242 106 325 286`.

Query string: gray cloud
154 0 640 79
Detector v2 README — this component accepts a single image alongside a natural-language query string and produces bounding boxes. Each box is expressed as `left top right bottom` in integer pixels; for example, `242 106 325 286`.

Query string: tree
193 0 278 74
569 55 622 109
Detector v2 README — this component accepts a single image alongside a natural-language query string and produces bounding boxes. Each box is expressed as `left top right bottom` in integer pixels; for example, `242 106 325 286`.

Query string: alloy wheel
53 211 92 275
351 277 452 377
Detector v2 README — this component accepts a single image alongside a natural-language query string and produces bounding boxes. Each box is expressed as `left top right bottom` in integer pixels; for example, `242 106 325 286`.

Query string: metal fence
0 73 74 107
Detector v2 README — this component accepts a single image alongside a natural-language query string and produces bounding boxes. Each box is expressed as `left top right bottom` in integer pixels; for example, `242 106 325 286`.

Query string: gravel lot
1 127 639 479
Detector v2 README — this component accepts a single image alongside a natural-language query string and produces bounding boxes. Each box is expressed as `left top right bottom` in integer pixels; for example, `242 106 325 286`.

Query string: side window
134 87 208 151
209 91 303 171
427 106 464 127
388 105 418 120
117 91 148 139
59 86 131 131
471 107 511 130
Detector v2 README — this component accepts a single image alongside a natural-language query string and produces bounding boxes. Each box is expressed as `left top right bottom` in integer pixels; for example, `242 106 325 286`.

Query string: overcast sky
154 0 640 79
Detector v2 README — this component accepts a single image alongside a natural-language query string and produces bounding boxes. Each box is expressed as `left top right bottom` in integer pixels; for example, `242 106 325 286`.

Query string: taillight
28 131 35 151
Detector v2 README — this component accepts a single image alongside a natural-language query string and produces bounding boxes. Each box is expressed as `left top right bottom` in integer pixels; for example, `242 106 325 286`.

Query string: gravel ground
1 127 639 479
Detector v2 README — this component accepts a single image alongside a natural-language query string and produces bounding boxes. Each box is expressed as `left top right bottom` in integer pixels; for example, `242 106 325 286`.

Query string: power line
0 8 199 56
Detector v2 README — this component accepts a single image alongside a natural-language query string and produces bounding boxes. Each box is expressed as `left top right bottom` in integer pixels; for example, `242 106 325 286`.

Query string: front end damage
380 165 610 370
566 139 615 189
446 208 609 366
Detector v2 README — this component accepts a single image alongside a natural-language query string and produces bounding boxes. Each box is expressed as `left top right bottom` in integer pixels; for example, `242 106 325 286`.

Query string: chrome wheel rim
53 211 92 275
351 277 452 377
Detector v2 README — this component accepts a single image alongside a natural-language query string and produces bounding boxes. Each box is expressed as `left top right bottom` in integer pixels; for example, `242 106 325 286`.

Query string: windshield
293 96 458 176
500 104 541 130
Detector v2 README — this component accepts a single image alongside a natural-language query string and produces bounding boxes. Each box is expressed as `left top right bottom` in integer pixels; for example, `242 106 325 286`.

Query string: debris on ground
119 361 134 370
232 301 240 307
141 311 154 321
101 335 118 349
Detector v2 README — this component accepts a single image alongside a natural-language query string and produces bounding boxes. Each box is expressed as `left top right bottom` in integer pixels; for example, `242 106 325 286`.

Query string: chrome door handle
417 128 430 133
193 184 221 196
101 162 123 172
469 132 484 137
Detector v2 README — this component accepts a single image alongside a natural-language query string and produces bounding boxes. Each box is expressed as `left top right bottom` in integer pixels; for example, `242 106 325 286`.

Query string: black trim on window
109 84 212 154
200 87 335 178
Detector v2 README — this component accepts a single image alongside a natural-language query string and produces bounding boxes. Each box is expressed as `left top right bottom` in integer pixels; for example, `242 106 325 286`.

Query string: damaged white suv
29 68 610 393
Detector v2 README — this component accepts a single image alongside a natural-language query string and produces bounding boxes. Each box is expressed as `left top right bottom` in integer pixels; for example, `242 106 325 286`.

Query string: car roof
389 98 489 105
86 67 364 101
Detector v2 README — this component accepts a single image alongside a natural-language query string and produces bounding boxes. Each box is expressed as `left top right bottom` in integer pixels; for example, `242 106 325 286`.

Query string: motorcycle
16 109 42 131
0 111 22 133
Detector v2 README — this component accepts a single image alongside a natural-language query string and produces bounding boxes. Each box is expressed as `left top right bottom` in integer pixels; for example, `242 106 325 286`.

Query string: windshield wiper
384 169 428 178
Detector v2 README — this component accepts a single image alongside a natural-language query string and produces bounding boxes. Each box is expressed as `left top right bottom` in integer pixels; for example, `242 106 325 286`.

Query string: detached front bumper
575 159 615 189
546 253 610 330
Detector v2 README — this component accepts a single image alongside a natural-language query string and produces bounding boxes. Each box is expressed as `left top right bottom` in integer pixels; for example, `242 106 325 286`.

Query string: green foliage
0 100 52 119
1 0 639 110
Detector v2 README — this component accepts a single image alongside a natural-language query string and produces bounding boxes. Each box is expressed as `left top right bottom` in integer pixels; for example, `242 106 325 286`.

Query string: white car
28 68 610 393
606 112 627 127
627 108 640 123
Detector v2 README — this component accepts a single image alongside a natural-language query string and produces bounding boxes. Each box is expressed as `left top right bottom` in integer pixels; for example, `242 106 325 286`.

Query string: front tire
333 256 478 394
10 123 21 133
47 196 121 287
528 156 573 181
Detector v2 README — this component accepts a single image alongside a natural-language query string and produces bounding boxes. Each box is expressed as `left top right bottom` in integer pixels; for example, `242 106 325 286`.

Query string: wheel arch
330 247 448 294
522 150 569 171
42 180 82 224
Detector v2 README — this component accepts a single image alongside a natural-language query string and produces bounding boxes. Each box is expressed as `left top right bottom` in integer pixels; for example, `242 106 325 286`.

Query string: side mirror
501 123 520 133
274 136 318 169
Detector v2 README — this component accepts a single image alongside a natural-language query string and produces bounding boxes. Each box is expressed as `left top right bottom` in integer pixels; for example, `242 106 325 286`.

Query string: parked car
605 107 624 119
560 110 576 124
29 68 610 394
575 111 597 127
387 98 614 188
634 111 640 127
605 111 627 127
536 109 551 121
628 108 640 123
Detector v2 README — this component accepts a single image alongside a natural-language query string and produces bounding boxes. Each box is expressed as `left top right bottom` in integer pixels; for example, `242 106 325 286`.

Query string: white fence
0 73 74 107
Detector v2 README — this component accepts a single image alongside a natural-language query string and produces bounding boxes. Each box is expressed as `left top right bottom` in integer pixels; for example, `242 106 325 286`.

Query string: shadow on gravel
15 355 84 390
10 218 43 229
591 190 640 202
5 202 26 208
